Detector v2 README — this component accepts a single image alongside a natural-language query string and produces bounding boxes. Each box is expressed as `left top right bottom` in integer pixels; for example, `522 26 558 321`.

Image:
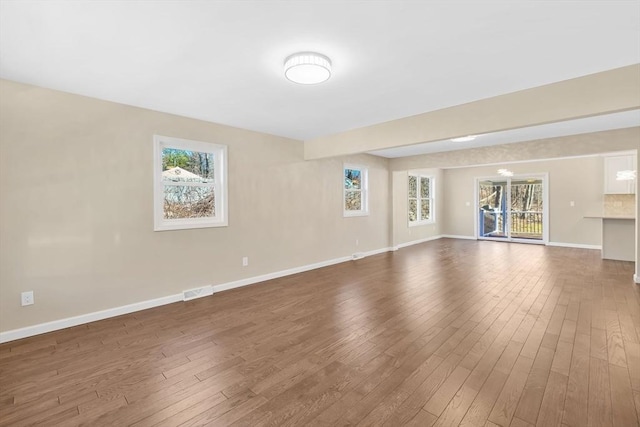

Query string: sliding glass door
477 175 547 244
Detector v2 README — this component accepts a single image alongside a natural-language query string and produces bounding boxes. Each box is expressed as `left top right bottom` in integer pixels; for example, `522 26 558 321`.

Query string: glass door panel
510 178 544 241
478 179 508 239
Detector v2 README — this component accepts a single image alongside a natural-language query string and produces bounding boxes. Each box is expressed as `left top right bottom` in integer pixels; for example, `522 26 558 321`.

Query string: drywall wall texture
440 157 605 245
391 168 443 247
0 79 391 332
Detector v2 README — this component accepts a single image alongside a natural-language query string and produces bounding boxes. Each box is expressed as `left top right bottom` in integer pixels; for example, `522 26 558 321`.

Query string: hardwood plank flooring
1 239 639 426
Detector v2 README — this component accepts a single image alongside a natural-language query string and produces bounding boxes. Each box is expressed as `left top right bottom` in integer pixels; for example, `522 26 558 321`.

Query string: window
153 135 227 231
343 164 369 217
408 174 434 225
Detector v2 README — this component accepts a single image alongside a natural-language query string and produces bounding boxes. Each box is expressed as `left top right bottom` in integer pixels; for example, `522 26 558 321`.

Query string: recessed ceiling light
284 52 332 85
451 135 477 142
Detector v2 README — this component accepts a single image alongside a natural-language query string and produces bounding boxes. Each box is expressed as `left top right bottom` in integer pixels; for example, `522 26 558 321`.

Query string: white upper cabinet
604 155 636 194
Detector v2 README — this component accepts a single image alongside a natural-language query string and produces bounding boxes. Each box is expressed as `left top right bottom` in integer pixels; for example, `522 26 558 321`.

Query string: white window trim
153 135 228 231
343 163 369 217
408 173 435 226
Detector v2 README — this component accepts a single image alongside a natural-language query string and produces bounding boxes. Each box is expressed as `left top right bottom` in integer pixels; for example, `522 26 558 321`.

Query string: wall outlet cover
21 291 34 306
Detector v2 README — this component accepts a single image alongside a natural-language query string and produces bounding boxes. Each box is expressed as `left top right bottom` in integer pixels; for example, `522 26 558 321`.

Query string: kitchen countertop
584 215 636 220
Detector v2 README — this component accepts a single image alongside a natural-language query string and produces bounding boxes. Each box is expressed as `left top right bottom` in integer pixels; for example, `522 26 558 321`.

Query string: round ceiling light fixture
284 52 332 85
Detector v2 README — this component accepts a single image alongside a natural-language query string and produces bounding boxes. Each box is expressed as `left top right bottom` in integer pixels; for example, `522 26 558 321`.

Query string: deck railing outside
510 210 543 237
480 209 543 239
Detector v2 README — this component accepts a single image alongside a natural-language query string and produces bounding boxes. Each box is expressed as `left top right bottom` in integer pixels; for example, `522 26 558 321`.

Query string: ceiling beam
303 64 640 160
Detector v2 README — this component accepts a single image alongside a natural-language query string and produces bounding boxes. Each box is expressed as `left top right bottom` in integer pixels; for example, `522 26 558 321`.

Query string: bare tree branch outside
162 148 215 219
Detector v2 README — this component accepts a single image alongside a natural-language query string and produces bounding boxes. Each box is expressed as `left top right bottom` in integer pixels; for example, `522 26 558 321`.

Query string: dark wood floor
1 239 639 426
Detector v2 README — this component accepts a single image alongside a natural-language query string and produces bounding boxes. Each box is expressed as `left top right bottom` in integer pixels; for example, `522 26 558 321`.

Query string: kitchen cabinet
584 215 636 262
602 217 636 261
604 155 636 194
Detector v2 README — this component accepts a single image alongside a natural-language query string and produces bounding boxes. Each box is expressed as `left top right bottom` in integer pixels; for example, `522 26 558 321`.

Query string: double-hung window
153 135 228 231
408 174 434 225
343 164 369 217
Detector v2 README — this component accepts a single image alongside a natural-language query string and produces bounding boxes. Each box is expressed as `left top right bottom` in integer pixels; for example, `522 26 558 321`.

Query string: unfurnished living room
1 1 639 426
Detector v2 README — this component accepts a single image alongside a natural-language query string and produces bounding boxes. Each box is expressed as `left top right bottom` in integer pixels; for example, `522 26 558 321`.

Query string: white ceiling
1 1 639 145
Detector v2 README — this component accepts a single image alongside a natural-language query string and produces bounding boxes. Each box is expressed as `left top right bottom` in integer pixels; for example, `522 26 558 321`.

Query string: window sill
344 211 370 218
154 218 228 231
408 220 435 227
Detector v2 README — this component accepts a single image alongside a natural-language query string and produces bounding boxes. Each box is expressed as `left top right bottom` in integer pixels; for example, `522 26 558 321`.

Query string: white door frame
474 173 549 244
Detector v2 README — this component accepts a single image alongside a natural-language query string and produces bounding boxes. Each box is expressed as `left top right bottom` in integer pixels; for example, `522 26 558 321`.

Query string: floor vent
182 285 214 301
352 252 365 260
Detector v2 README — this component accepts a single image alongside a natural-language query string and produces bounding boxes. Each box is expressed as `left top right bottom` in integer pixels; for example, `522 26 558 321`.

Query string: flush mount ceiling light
451 135 477 142
498 168 514 177
284 52 332 85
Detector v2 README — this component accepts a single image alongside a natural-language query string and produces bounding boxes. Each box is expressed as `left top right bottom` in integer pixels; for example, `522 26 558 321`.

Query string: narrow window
344 164 369 217
408 174 434 225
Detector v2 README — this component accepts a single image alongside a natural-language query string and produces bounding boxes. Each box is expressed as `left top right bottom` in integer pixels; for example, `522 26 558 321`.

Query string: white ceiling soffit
368 110 640 158
1 1 639 141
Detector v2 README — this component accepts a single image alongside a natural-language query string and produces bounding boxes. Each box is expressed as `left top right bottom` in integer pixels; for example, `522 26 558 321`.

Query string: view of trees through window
479 179 543 238
162 148 215 219
344 168 362 211
408 175 432 223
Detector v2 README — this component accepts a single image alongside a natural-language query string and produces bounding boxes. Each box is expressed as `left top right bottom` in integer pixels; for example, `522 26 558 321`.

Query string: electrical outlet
570 201 575 207
21 291 34 306
242 256 249 267
465 201 471 207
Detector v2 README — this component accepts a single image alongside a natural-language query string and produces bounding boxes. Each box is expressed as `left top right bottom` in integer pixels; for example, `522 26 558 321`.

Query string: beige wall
440 157 606 245
2 79 639 334
637 149 640 281
391 168 443 247
0 80 391 332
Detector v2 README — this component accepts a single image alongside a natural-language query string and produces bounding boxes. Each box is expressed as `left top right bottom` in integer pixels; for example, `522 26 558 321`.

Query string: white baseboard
214 247 394 294
546 242 602 250
440 236 599 250
212 255 352 294
362 247 394 257
0 294 183 344
634 274 640 284
1 250 397 344
394 234 478 250
441 234 477 240
6 236 608 344
396 235 443 249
